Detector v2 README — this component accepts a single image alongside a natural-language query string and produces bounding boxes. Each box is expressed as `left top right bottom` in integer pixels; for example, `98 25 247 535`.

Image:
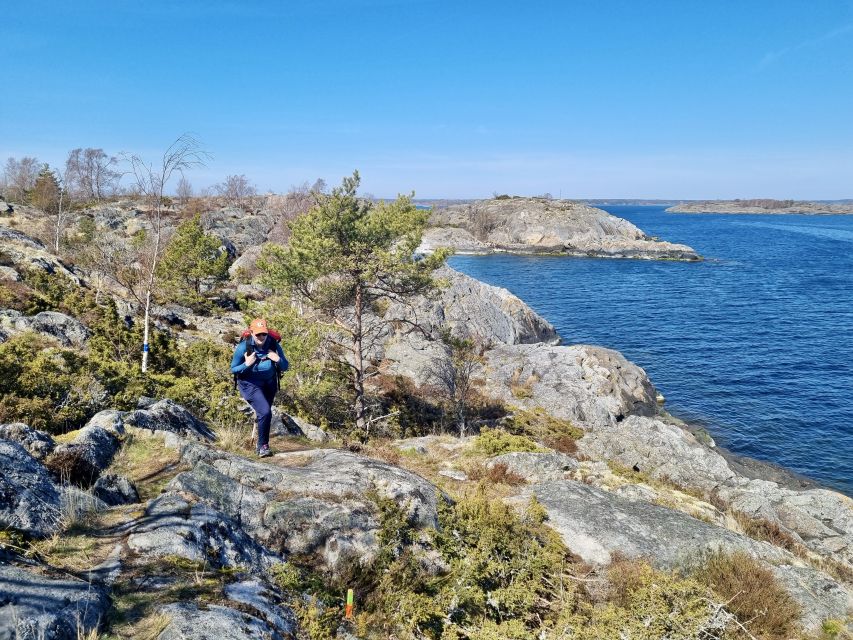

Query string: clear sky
2 0 852 199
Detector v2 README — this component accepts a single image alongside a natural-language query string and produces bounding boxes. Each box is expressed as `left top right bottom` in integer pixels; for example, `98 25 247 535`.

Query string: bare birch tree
122 134 209 373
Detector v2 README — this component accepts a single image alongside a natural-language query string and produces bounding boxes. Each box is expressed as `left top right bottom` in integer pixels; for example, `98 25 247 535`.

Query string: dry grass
509 368 538 399
731 511 803 554
106 431 185 501
698 550 802 640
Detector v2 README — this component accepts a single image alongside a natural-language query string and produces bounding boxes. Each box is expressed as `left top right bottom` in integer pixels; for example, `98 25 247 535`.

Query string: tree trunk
353 282 366 436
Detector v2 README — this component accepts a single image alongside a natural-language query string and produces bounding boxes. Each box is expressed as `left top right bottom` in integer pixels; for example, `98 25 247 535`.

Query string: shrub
473 427 541 456
697 550 801 639
504 407 583 454
467 462 527 486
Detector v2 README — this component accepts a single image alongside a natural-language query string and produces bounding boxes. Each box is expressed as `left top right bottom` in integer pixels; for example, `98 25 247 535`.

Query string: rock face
524 480 852 631
0 441 62 538
481 343 658 428
578 415 736 491
0 423 55 460
0 310 91 347
376 266 559 383
0 564 110 640
420 198 700 260
167 443 445 572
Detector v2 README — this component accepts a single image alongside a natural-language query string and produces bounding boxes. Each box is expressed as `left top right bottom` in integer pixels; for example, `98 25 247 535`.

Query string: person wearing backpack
230 318 289 457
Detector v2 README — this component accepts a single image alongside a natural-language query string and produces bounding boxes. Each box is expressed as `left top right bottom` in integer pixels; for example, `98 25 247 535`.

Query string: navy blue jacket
230 337 289 385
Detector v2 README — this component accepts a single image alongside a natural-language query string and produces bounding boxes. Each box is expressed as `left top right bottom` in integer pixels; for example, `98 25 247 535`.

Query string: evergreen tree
157 214 229 309
260 171 449 438
30 164 60 213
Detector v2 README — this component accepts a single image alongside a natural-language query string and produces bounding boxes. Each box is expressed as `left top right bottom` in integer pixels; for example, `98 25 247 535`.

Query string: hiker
230 318 289 457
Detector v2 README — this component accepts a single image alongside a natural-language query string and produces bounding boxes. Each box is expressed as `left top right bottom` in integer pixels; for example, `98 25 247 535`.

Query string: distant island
667 199 853 215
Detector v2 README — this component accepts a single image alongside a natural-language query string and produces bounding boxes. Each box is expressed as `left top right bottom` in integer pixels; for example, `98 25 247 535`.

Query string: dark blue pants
238 378 277 450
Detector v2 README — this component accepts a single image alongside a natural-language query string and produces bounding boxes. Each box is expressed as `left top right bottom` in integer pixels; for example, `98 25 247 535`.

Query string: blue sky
2 0 852 198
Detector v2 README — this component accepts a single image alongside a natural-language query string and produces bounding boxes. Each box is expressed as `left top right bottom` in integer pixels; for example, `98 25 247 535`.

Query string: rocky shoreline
667 200 853 215
1 200 851 638
420 196 702 260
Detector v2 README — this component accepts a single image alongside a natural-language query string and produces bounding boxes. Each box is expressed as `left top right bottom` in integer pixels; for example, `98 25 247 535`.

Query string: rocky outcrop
0 423 55 461
523 480 852 631
420 198 700 260
0 225 81 283
0 441 62 538
485 451 577 483
578 415 736 490
125 399 215 441
0 564 110 640
47 425 121 487
376 266 559 383
126 492 280 574
157 600 297 640
0 310 91 347
480 343 658 428
166 442 445 572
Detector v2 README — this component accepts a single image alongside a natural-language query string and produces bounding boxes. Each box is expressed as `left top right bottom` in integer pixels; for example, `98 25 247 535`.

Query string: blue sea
449 206 853 495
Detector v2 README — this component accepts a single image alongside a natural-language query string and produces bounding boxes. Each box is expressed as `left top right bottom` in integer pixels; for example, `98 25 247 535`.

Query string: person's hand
267 351 280 363
244 352 257 367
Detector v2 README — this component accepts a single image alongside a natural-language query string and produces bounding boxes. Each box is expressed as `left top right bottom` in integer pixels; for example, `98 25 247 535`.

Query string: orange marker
345 588 354 619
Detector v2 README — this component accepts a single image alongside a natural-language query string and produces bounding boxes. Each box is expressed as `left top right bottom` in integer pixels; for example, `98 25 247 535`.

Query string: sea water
449 206 853 495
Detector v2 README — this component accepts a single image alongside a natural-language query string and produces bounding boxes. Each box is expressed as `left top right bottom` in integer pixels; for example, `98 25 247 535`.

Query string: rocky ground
0 199 851 638
419 197 701 260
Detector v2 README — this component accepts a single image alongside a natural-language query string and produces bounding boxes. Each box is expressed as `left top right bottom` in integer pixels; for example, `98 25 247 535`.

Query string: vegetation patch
107 431 184 501
504 407 583 454
697 550 802 640
473 427 541 456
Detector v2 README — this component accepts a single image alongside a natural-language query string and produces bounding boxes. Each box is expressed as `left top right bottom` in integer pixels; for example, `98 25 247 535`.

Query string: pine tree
260 171 449 438
157 214 229 309
30 164 60 213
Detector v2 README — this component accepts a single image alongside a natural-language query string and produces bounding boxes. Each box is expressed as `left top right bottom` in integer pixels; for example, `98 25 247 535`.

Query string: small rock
438 469 468 481
92 473 140 506
156 602 288 640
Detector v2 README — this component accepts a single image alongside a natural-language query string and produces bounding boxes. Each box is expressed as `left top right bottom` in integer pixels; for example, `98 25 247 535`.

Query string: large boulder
0 310 90 347
125 399 215 441
0 423 55 461
481 343 658 428
521 480 851 632
46 426 120 487
0 564 110 640
127 493 279 574
0 441 62 538
421 198 700 260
